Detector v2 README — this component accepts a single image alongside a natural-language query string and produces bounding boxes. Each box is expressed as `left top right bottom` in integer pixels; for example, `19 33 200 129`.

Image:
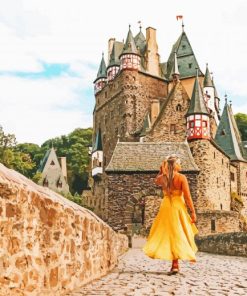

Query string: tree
0 126 36 176
41 128 93 194
235 113 247 141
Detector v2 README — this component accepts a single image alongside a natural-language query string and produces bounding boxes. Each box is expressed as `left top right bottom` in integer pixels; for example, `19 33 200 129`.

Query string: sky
0 0 247 145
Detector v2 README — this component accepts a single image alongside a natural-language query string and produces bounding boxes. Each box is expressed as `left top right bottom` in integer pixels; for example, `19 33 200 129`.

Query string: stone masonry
0 164 128 296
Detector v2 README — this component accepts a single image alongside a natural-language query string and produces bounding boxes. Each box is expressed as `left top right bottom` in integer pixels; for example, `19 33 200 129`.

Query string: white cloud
0 0 247 143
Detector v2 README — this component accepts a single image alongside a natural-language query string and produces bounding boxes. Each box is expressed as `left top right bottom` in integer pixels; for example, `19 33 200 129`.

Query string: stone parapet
0 164 128 296
196 232 247 257
197 210 240 236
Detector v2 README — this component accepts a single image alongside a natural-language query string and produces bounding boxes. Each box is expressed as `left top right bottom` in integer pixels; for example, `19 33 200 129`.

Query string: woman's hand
191 212 197 223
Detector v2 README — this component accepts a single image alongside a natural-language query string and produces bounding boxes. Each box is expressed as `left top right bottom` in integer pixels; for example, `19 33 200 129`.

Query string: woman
142 154 198 274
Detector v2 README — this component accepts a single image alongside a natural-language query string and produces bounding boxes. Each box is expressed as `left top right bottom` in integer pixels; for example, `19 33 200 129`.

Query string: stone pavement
68 237 247 296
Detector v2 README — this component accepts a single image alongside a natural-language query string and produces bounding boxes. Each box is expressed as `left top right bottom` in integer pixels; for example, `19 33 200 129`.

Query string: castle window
50 160 55 166
221 129 226 136
214 151 216 159
224 181 225 187
43 178 49 187
170 124 176 133
182 45 186 50
222 158 224 165
211 219 216 232
202 121 207 127
230 172 235 181
176 104 182 111
188 63 192 69
220 204 223 210
189 121 194 128
105 92 107 98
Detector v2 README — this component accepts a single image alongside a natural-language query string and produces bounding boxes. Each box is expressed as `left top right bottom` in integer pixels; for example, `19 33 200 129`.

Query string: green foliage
0 126 93 195
41 128 92 194
0 126 36 176
235 113 247 141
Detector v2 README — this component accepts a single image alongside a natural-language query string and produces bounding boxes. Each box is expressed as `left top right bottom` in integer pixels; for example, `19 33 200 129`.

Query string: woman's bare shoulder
176 173 187 181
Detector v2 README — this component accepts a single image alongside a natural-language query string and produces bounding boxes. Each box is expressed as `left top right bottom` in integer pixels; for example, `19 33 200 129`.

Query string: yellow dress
142 189 198 261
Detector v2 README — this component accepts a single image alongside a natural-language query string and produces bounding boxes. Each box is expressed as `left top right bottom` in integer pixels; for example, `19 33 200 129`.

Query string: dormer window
188 63 192 69
221 129 226 136
182 45 186 50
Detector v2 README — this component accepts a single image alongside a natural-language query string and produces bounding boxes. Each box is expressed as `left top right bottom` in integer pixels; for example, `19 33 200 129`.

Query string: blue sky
0 0 246 145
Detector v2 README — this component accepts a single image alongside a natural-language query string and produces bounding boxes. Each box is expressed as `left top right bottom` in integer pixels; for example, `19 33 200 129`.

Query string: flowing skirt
142 193 198 261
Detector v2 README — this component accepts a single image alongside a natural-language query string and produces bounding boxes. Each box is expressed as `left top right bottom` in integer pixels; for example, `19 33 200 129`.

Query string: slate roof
165 31 203 80
38 149 52 172
186 74 209 116
95 54 107 81
121 27 139 56
108 41 124 67
106 142 199 172
92 129 103 152
215 102 246 161
203 64 213 87
134 29 146 55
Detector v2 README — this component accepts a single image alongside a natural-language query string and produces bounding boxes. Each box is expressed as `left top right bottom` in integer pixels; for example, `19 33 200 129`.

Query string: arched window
176 104 182 111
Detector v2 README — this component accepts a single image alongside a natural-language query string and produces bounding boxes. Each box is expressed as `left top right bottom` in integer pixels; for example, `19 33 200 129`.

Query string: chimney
108 38 115 64
145 27 160 76
59 157 68 182
150 99 160 124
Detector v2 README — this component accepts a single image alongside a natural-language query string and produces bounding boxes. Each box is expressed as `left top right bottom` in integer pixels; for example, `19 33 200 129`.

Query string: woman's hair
162 155 181 192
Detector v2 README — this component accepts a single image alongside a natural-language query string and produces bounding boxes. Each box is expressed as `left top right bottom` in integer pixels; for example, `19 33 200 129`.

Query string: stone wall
196 232 247 257
197 210 240 236
0 164 128 296
189 140 231 211
239 161 247 216
107 172 198 232
145 82 190 142
94 70 168 166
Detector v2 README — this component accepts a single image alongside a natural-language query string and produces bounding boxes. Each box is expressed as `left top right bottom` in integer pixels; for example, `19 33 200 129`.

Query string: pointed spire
121 25 139 55
186 69 209 116
92 129 103 152
203 63 213 87
134 23 146 54
215 100 245 161
96 53 107 79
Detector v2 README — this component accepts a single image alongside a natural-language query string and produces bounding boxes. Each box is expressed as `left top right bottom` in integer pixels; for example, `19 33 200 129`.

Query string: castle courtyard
68 238 247 296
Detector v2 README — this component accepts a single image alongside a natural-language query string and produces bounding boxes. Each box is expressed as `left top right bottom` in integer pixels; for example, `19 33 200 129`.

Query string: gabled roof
134 29 146 54
186 74 209 116
215 102 246 161
38 147 61 172
166 31 203 80
95 54 107 81
121 27 139 56
92 129 103 152
108 41 124 67
38 149 52 172
203 64 213 87
106 142 199 172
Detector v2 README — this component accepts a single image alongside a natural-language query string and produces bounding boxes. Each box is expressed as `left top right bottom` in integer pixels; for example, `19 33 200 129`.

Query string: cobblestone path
68 240 247 296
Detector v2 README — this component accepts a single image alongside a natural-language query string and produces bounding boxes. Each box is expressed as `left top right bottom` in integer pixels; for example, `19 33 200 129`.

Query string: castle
85 23 247 237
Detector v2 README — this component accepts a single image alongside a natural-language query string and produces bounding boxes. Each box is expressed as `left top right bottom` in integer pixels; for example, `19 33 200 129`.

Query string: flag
176 15 183 20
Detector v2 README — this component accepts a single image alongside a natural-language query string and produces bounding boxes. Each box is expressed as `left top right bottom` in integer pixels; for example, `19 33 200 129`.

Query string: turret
120 26 141 71
203 64 215 113
186 70 210 140
92 129 103 177
94 53 107 94
107 41 123 81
